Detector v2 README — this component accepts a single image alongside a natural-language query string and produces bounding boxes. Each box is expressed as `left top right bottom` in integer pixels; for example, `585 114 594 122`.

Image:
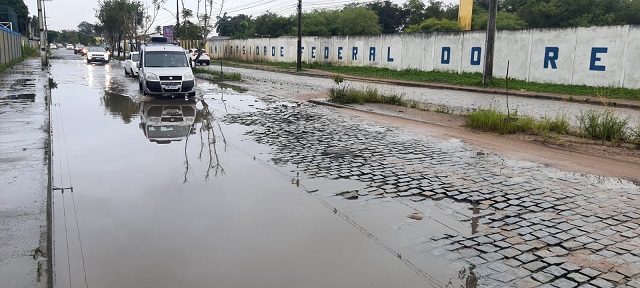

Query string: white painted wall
209 25 640 89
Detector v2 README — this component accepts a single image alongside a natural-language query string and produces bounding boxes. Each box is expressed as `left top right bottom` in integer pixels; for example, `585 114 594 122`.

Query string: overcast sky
27 0 458 31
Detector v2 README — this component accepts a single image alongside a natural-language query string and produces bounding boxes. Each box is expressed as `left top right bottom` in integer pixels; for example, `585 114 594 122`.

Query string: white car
86 46 110 63
187 48 210 66
138 37 196 97
49 43 57 50
124 52 139 76
66 44 74 50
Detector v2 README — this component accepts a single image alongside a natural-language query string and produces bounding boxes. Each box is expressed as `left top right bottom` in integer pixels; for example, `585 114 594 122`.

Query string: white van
137 37 196 97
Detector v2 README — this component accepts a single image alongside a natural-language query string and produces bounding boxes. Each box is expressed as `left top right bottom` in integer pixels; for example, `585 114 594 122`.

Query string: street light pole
296 0 302 72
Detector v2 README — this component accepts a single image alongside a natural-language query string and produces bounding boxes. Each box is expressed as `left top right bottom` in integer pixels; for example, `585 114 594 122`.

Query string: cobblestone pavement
224 100 640 287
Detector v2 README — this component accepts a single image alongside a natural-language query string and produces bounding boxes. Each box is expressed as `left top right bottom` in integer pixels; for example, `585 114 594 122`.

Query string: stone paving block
494 241 512 249
549 247 569 256
481 252 505 262
589 278 615 288
514 276 542 288
599 272 625 283
615 264 640 278
475 236 493 244
544 265 568 277
580 268 602 277
560 262 581 272
551 278 578 288
532 271 555 283
467 256 487 266
577 284 598 288
541 236 563 245
524 261 548 272
498 248 522 258
562 241 585 251
503 258 523 267
567 272 591 283
476 244 499 253
542 257 568 265
585 243 606 250
489 271 518 283
516 253 539 263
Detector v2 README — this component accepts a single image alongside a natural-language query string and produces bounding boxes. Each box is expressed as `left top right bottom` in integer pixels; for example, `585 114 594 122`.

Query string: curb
219 61 640 110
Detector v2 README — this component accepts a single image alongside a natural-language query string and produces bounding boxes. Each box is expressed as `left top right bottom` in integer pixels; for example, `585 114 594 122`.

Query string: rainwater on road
49 51 473 288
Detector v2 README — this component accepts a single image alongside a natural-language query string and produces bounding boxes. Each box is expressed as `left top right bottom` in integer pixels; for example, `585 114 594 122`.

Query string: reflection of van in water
139 100 197 144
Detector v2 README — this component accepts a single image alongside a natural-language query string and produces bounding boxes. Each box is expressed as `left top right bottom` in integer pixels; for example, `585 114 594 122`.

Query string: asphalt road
49 50 473 288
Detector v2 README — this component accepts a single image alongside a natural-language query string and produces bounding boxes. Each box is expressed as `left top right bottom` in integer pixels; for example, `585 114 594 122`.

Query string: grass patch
328 75 403 105
328 86 403 105
0 57 24 72
193 67 242 81
22 45 39 58
224 59 640 101
578 109 630 141
466 108 571 135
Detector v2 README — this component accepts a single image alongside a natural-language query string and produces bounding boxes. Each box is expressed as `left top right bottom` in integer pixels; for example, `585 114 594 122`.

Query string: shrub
578 109 630 141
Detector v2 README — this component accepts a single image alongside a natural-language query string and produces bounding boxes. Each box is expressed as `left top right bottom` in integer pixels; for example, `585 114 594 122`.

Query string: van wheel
124 68 129 75
188 92 196 97
206 61 210 66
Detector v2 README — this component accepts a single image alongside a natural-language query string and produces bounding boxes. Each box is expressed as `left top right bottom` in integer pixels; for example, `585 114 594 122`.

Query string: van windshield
144 51 189 67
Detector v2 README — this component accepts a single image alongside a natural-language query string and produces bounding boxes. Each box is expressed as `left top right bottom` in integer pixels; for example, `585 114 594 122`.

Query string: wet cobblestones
224 102 640 287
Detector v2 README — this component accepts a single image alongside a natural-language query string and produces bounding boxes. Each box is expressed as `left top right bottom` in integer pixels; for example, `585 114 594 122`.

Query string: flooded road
50 51 472 287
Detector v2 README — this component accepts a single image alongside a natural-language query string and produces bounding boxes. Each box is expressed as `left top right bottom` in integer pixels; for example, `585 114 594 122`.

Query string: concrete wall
0 27 22 64
209 25 640 89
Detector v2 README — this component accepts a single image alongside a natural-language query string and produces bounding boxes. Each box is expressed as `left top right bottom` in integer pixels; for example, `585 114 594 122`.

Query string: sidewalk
0 59 50 288
221 60 640 110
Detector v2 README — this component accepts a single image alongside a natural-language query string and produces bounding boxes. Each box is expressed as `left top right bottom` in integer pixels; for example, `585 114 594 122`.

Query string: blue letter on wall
324 47 329 59
264 46 267 56
387 47 394 62
242 46 246 55
256 46 260 55
311 47 316 59
280 47 284 57
441 47 451 64
369 47 376 62
271 47 276 57
590 47 607 71
338 47 343 60
471 47 481 66
544 47 559 69
352 47 358 60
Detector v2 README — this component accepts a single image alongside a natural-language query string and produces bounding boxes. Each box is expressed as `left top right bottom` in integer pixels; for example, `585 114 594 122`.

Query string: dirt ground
293 93 640 184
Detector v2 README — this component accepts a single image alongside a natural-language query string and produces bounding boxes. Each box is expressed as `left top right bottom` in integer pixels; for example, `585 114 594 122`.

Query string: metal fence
0 26 22 64
0 5 18 33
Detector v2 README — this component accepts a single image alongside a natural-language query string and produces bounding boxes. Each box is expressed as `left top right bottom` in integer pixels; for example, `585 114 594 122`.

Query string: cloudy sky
26 0 458 31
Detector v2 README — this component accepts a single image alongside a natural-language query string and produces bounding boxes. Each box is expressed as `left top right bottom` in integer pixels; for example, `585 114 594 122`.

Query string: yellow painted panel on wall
458 0 473 31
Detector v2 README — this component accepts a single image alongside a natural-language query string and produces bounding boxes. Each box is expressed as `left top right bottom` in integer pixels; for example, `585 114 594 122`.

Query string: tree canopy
0 0 29 35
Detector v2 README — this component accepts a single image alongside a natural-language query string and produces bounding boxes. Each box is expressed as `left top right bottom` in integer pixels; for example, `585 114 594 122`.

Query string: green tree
0 0 29 35
77 21 95 35
404 18 462 32
367 0 408 33
47 30 59 44
335 6 382 35
403 0 427 25
250 12 294 38
472 10 528 30
216 13 252 38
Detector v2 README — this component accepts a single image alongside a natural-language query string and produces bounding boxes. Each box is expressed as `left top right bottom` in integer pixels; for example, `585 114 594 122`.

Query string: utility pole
482 0 497 85
176 0 180 39
296 0 302 72
37 0 47 66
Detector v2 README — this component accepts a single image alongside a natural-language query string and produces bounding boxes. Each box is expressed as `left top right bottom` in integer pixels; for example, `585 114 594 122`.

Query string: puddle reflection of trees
183 99 227 183
101 91 139 123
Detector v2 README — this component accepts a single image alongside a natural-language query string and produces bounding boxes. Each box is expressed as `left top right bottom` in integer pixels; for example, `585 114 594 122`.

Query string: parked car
138 37 196 97
187 48 210 66
124 52 139 76
66 44 74 50
49 43 58 50
74 44 85 54
86 46 110 63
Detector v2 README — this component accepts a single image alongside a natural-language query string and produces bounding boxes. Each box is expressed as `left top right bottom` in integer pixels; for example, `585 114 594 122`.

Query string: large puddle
50 59 480 287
